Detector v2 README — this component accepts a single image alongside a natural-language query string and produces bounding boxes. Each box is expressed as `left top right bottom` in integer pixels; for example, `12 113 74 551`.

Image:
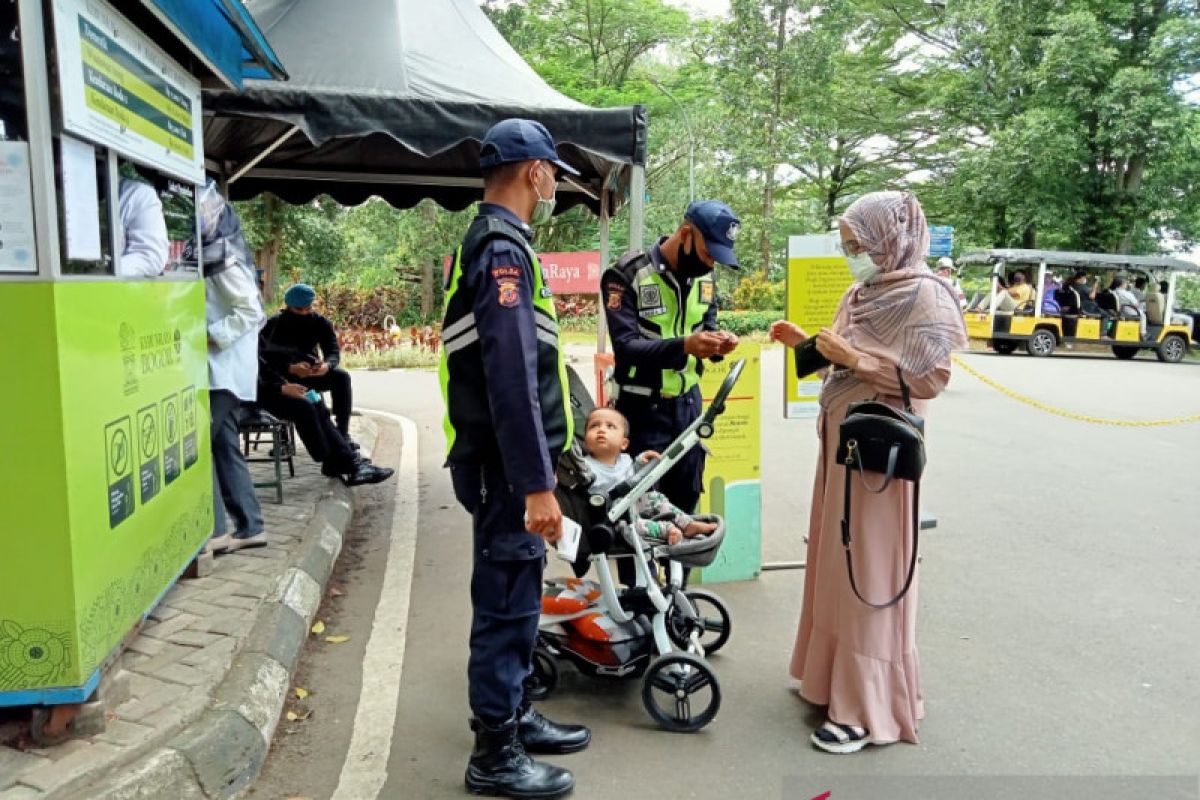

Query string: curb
71 418 382 800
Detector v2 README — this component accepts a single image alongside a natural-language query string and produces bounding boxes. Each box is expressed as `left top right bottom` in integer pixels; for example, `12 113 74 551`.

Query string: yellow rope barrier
951 354 1200 428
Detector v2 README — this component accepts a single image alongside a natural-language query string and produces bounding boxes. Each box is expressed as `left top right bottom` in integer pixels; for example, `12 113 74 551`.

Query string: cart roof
958 249 1199 273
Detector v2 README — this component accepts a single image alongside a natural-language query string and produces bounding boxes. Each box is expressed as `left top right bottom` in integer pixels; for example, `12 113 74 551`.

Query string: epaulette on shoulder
611 250 651 283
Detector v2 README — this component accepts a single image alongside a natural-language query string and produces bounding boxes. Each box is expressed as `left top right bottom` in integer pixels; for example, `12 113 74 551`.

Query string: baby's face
585 410 628 462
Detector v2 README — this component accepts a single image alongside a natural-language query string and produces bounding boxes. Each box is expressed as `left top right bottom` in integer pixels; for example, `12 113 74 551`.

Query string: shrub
731 273 785 311
716 310 782 336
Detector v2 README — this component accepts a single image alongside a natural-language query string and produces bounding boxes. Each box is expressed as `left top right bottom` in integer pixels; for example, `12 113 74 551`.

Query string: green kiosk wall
0 280 212 705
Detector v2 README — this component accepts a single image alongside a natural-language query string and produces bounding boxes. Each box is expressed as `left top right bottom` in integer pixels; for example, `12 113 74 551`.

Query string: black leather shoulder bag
834 366 925 609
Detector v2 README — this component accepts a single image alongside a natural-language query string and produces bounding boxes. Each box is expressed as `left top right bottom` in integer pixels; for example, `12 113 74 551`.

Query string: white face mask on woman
847 252 880 283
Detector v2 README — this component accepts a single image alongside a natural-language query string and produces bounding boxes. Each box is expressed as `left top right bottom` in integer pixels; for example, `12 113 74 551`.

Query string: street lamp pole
649 78 695 204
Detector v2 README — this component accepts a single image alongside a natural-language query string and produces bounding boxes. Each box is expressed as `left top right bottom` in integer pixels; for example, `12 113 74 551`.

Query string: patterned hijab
822 191 967 406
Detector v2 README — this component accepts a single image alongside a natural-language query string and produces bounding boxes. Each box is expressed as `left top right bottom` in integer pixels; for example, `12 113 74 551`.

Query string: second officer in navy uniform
439 119 589 800
602 201 742 531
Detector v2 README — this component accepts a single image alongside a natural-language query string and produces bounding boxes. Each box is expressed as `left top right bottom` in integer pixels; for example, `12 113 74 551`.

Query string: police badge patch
638 284 661 308
700 281 715 304
607 286 623 310
492 266 521 307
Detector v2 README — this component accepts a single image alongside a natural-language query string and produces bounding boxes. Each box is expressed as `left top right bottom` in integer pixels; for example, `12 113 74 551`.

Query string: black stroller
529 360 746 732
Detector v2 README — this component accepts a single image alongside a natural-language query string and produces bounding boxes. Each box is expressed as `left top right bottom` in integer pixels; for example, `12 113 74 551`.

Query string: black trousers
298 368 353 438
258 393 357 475
451 462 545 725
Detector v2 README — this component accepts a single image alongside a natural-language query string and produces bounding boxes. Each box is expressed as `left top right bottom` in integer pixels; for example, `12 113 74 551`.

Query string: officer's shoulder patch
492 266 521 307
606 286 623 310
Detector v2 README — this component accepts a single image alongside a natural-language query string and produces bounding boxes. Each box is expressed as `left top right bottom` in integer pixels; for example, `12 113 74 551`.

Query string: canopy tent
201 0 648 218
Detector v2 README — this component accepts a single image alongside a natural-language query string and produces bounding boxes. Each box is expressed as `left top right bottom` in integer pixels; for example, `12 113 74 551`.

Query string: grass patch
343 346 439 371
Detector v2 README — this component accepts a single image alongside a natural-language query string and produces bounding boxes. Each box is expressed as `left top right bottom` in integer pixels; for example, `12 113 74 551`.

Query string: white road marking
332 411 420 800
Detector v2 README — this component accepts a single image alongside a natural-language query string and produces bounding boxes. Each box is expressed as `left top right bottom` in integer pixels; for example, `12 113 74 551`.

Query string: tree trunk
1022 222 1036 249
256 194 284 304
420 202 438 321
759 2 788 275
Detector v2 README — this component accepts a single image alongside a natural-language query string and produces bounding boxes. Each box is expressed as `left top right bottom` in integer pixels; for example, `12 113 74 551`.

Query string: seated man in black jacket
257 332 393 487
261 284 357 444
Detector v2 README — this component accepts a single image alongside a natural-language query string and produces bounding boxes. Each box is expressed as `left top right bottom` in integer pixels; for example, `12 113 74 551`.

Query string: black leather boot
517 704 591 755
465 717 575 799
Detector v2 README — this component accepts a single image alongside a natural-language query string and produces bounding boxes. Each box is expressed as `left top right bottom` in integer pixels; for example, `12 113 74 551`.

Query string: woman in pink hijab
770 191 966 754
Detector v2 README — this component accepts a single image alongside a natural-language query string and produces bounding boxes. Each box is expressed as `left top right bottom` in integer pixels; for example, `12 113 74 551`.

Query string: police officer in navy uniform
602 202 741 547
440 119 589 800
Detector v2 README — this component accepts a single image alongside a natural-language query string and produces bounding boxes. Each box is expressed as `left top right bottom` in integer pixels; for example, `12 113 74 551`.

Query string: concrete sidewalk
0 417 379 800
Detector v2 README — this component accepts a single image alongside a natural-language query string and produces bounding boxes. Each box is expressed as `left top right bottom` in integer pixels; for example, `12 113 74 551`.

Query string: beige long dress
789 352 950 745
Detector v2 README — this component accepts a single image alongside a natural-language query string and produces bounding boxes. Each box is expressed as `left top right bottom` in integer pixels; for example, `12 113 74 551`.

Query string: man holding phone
601 201 742 519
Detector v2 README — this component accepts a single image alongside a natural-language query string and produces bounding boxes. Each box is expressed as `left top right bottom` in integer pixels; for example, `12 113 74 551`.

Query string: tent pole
595 170 613 405
228 125 300 184
628 164 646 251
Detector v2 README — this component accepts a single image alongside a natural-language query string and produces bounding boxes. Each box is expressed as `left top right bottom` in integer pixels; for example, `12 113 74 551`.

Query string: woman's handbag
835 366 925 609
793 335 831 380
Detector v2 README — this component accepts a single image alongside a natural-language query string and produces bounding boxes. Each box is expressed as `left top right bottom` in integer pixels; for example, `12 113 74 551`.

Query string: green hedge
715 310 783 336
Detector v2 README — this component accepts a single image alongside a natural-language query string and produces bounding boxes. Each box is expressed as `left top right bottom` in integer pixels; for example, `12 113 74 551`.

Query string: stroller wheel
668 589 732 655
641 652 721 733
524 647 559 701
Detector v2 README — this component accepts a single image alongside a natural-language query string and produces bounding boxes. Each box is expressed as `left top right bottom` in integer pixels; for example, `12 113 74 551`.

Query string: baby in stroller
529 361 745 732
581 407 717 547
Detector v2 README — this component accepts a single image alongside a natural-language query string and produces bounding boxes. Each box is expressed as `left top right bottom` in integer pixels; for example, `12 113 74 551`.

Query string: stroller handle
701 358 747 426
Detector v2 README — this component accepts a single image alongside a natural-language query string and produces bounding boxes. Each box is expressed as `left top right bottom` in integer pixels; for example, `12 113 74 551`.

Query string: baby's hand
683 520 717 539
637 450 662 464
665 525 683 546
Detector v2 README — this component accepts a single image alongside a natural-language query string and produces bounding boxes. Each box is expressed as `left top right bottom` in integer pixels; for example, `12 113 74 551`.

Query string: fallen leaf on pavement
310 620 325 635
325 635 350 644
294 687 310 700
329 586 345 598
285 710 312 722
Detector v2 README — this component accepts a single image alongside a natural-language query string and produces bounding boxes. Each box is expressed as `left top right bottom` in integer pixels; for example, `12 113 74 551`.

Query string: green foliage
715 310 783 336
731 272 785 311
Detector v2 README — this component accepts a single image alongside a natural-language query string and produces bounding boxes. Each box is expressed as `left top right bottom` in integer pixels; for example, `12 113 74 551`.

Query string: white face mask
847 252 880 283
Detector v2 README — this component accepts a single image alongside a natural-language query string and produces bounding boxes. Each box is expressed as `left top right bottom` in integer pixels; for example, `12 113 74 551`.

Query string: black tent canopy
201 0 648 216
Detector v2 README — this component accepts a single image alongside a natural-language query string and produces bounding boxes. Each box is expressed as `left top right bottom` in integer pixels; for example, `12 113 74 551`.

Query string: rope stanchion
951 354 1200 428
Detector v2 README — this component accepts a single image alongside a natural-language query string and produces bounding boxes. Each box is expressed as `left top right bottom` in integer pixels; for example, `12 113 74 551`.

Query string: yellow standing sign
785 235 852 418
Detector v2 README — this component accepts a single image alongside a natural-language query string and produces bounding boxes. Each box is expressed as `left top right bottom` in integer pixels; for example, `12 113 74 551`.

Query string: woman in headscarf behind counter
770 191 967 754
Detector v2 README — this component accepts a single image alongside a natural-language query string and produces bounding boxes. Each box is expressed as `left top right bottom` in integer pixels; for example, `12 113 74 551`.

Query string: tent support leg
595 174 612 405
228 125 300 184
628 164 645 251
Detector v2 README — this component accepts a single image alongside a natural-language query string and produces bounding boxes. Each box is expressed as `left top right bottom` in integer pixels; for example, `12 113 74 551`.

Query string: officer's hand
525 491 563 543
769 320 808 348
281 383 308 399
716 331 739 355
683 331 725 359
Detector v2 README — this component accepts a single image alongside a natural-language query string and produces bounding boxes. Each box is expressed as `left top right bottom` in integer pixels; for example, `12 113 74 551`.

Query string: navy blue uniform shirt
463 203 556 496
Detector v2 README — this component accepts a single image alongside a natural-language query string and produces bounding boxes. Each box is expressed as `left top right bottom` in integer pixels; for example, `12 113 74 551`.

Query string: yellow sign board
696 342 761 583
785 235 852 418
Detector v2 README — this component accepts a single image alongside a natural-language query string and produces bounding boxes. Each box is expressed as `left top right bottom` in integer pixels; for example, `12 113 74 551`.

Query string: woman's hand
769 320 808 348
815 328 862 370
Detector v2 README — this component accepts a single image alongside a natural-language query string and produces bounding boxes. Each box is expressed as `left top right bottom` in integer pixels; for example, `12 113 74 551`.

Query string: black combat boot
465 717 575 799
516 703 591 755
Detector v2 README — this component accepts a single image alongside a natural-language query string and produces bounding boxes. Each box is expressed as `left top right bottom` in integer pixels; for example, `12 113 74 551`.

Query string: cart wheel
1025 329 1056 357
524 647 559 701
992 340 1017 355
667 589 732 655
641 652 721 732
1112 345 1139 360
1156 334 1187 363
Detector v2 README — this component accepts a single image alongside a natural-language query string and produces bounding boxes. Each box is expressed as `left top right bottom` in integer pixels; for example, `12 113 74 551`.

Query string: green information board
0 280 212 704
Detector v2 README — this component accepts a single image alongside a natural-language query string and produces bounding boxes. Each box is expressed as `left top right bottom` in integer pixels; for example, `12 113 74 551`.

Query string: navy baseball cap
685 200 741 268
479 119 580 177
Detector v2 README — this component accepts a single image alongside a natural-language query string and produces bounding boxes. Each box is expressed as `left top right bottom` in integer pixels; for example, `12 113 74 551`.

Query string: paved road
253 348 1200 799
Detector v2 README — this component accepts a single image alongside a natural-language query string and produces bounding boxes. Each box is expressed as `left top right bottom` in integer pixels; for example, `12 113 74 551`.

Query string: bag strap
895 365 914 414
841 463 920 610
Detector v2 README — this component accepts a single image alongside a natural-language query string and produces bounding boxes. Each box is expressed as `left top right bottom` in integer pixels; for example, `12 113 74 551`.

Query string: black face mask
675 237 712 280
